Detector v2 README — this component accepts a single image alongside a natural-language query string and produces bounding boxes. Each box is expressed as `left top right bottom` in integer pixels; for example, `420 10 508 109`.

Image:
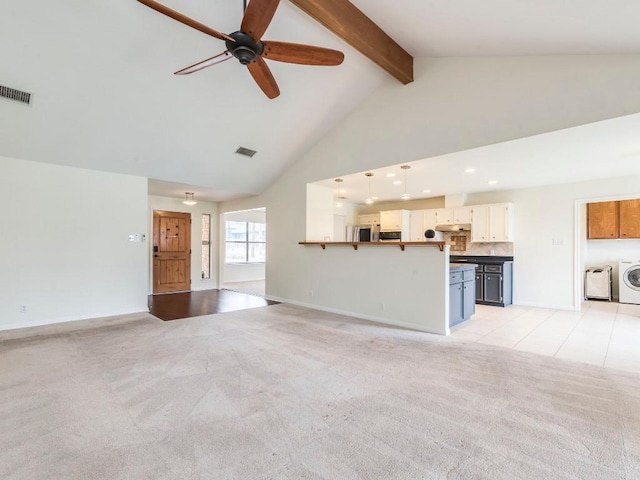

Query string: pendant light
365 172 374 204
400 165 411 200
334 178 344 208
182 192 197 205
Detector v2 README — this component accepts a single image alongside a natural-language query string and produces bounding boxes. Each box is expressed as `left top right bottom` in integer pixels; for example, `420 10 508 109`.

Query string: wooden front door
153 211 191 294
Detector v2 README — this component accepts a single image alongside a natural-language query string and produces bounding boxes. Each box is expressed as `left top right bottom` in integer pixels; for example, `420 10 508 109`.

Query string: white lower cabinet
471 203 514 242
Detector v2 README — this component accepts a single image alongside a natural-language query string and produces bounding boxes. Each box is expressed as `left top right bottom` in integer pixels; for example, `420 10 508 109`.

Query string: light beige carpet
1 304 639 479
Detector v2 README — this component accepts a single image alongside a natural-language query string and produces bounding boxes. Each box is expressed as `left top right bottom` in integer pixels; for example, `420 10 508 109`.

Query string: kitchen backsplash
443 232 513 256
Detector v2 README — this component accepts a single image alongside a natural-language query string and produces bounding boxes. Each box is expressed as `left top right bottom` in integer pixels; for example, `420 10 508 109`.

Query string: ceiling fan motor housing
226 31 264 65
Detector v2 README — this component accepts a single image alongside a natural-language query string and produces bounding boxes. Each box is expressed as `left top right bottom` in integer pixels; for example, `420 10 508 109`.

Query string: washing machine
619 260 640 304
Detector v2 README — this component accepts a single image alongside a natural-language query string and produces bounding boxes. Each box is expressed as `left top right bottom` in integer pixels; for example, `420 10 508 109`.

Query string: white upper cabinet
453 207 472 224
380 210 409 231
471 203 514 242
410 210 426 241
489 204 514 241
357 213 380 225
357 214 373 225
435 207 470 225
471 205 489 242
435 208 453 224
424 209 438 230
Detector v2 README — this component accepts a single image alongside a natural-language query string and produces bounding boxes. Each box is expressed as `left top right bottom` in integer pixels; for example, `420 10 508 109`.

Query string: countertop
450 255 513 264
450 262 478 271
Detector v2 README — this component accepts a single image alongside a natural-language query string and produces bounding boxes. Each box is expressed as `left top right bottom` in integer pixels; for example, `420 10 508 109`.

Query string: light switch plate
128 233 146 242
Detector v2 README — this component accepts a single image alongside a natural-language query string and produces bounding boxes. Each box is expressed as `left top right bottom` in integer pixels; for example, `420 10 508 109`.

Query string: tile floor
451 300 640 374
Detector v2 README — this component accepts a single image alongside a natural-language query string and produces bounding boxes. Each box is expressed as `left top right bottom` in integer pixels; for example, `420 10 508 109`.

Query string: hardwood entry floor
148 289 279 321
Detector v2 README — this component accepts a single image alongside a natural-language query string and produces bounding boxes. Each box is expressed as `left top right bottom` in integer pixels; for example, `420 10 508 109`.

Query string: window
202 214 211 279
225 221 266 263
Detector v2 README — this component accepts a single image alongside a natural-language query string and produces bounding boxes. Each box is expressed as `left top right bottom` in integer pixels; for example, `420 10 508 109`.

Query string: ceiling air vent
235 147 257 158
0 85 32 105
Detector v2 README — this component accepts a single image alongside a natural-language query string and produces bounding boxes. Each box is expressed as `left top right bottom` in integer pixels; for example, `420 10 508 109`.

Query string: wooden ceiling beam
288 0 414 84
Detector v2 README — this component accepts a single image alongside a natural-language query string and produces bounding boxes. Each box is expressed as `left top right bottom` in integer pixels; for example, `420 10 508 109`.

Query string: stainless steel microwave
379 231 402 242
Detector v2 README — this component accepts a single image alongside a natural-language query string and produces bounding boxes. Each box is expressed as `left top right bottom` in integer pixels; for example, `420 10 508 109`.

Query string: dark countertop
450 262 478 271
450 255 513 264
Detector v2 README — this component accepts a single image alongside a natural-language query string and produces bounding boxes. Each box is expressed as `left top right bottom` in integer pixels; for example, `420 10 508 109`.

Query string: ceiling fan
137 0 345 99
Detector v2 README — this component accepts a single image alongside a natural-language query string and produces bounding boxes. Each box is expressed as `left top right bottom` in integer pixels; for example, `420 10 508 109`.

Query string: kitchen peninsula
297 241 465 335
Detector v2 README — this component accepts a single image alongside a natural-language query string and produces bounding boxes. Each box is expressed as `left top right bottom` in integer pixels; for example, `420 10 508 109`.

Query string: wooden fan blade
247 57 280 99
137 0 234 42
174 52 233 75
262 41 344 66
241 0 280 42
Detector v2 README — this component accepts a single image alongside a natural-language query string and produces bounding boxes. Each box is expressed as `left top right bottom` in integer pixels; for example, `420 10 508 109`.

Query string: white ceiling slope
0 0 386 201
3 1 640 202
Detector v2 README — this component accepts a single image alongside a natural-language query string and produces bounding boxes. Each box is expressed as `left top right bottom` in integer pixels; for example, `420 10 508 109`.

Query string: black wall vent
0 85 32 105
235 147 257 158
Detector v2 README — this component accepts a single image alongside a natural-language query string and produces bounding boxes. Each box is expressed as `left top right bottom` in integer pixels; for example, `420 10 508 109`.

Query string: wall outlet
308 291 314 298
19 305 27 313
490 249 495 256
380 302 385 310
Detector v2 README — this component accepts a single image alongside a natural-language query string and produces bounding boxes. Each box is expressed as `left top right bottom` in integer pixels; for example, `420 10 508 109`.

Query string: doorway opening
574 194 640 307
221 208 266 297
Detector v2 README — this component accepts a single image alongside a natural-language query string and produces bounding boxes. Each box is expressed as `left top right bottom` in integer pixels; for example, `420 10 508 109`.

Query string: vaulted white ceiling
2 0 640 202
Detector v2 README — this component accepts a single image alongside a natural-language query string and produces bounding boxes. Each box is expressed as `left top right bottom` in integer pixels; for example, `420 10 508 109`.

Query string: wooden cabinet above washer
587 199 640 239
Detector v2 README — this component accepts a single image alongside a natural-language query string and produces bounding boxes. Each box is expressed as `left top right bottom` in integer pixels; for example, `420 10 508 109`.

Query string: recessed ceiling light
372 196 379 200
465 168 476 173
488 180 498 185
423 189 431 193
386 173 396 178
393 180 402 185
339 189 346 194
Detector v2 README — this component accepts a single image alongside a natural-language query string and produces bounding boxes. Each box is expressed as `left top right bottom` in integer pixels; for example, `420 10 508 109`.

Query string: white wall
148 195 219 292
306 184 335 241
224 263 265 283
218 55 640 324
0 156 148 330
222 208 266 284
335 201 358 226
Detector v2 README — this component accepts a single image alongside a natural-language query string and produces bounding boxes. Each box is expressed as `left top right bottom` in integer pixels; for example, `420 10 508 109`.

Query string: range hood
435 224 471 232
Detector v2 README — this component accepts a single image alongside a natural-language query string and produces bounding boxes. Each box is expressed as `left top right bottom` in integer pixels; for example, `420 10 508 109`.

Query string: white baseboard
513 301 577 311
266 296 448 336
0 308 150 332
